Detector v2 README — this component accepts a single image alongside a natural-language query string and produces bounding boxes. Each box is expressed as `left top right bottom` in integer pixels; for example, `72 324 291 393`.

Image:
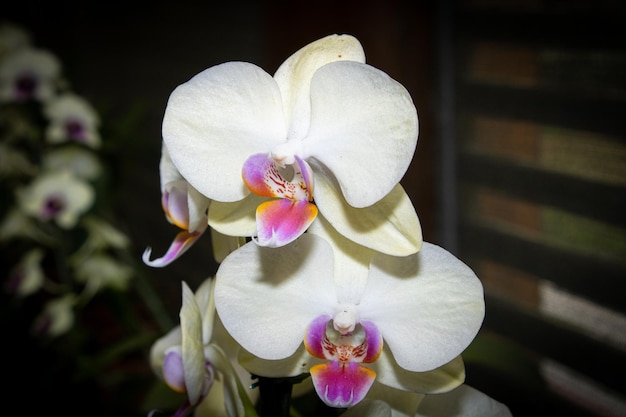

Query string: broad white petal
366 383 425 417
214 234 336 360
274 34 365 140
315 177 422 256
163 62 287 202
304 61 418 208
371 351 465 394
415 384 513 417
362 243 484 372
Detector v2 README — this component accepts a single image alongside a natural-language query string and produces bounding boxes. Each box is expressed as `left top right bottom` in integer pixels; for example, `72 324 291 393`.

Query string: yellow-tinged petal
314 176 422 256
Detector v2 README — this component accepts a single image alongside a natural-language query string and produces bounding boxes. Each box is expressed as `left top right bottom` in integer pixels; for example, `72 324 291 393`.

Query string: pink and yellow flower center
304 314 383 408
242 152 318 247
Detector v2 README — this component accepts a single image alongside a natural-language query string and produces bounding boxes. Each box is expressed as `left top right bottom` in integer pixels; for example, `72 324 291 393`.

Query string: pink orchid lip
304 315 384 408
310 361 376 408
255 199 317 247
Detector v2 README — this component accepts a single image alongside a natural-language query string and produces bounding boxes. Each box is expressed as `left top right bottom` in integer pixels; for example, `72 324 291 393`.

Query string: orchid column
147 34 486 417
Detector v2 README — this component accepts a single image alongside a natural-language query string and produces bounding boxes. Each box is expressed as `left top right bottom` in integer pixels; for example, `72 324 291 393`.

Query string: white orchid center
332 305 358 335
270 140 304 167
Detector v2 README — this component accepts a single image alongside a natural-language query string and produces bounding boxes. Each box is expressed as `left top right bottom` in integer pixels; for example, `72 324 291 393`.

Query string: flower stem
257 376 294 417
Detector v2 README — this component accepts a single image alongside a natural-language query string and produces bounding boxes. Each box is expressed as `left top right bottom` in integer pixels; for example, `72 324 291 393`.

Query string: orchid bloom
150 279 253 417
0 46 60 102
214 228 485 408
44 93 101 148
142 144 210 267
162 34 421 255
17 169 94 229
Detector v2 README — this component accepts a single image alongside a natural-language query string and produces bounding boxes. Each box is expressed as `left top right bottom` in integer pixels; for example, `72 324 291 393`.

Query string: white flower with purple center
44 93 101 148
214 229 485 408
0 47 60 102
142 144 211 267
17 169 94 229
162 34 421 255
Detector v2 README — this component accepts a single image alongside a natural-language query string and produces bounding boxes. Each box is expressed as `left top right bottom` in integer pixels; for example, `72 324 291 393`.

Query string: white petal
149 326 182 379
210 228 247 264
163 62 287 202
306 216 373 306
365 383 425 417
274 34 365 140
238 345 321 378
362 243 485 372
208 194 263 237
415 384 513 417
341 400 392 417
180 281 207 405
214 234 336 360
304 61 418 208
372 351 465 393
314 177 422 256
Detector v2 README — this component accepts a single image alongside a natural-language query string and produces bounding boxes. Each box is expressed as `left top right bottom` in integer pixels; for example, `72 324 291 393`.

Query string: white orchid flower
214 229 485 408
17 169 94 229
44 93 101 148
0 46 60 102
143 144 211 267
162 34 421 255
150 279 255 417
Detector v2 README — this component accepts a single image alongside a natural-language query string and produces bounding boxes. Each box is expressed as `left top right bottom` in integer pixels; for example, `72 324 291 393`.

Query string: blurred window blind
449 1 626 416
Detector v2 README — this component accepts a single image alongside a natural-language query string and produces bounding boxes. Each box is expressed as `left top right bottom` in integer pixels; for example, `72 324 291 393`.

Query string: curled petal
162 181 192 229
310 361 376 408
142 227 207 268
180 282 211 406
361 320 383 363
304 315 332 360
162 347 186 393
255 199 317 247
